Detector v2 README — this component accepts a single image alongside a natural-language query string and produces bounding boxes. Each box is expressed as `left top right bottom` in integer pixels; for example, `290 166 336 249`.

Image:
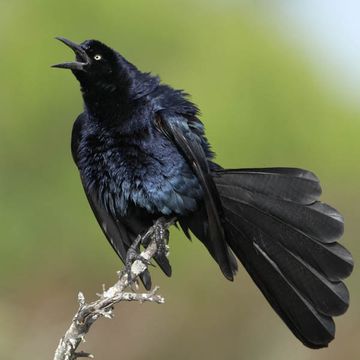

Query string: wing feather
155 111 234 280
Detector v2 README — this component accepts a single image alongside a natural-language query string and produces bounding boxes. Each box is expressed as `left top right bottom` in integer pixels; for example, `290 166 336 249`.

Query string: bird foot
123 238 151 284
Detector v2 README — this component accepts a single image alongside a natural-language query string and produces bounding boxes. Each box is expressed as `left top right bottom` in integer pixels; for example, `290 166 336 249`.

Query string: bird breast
78 129 203 218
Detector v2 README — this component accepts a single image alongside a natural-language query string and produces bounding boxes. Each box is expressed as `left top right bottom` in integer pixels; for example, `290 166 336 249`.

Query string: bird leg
152 217 170 258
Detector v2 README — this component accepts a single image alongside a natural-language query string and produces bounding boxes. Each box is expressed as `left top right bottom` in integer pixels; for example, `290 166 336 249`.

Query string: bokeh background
1 1 359 359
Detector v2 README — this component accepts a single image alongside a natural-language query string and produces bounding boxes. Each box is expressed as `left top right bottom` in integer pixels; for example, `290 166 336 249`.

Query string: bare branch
53 218 175 360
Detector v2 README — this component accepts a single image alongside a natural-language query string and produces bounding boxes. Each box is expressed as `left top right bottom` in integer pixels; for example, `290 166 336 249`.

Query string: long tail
212 167 353 348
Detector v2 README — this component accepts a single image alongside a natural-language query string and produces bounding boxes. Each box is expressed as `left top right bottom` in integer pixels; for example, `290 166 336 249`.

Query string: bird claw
121 218 171 285
122 244 151 284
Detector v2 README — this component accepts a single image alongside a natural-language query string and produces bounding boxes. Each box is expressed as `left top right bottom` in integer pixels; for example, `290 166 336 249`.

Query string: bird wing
71 113 152 289
154 110 234 280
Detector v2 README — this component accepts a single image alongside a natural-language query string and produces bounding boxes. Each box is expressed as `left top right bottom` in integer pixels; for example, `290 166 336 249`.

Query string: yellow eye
94 54 102 61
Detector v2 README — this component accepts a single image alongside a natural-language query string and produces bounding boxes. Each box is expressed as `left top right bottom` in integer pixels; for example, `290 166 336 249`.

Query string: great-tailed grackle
53 37 353 348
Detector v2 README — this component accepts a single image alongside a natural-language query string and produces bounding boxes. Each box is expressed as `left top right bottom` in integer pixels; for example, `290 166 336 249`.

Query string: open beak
52 37 90 71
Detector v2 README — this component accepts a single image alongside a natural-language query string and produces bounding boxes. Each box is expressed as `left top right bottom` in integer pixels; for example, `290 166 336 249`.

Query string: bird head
52 37 159 101
52 37 124 89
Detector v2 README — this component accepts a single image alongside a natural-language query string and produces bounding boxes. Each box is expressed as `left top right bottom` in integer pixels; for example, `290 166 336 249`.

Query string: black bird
53 37 353 349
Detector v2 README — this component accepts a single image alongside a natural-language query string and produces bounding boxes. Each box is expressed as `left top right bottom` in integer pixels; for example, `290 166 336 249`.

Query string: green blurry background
1 1 359 359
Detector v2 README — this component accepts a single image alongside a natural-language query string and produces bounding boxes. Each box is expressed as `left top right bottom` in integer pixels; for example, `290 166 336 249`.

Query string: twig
53 218 175 360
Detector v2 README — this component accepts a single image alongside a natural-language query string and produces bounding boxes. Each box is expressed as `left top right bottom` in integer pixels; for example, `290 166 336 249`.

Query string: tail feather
217 181 343 242
215 167 322 204
220 193 352 280
225 219 336 348
223 197 349 317
212 167 353 348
